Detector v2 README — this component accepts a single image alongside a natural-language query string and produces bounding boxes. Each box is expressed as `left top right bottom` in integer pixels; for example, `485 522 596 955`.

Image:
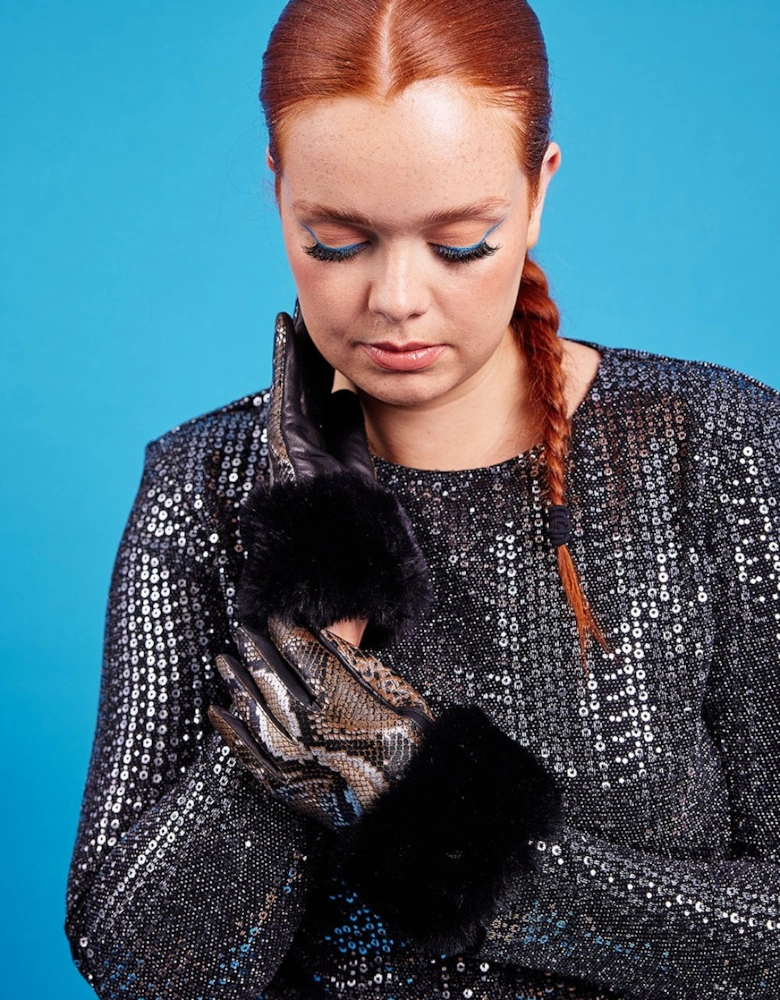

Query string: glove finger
321 389 375 482
268 311 339 483
215 651 265 704
208 704 284 785
215 652 298 741
287 311 345 475
235 625 317 707
219 649 313 753
317 627 434 729
290 306 337 422
274 769 365 831
266 312 299 484
267 614 343 706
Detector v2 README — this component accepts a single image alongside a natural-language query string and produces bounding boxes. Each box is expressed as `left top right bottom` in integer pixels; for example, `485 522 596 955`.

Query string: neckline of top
370 339 611 479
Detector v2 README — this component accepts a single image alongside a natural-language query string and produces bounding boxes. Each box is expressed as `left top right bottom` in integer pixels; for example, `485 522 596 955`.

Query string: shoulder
578 345 780 512
148 389 271 463
138 389 272 527
586 341 780 437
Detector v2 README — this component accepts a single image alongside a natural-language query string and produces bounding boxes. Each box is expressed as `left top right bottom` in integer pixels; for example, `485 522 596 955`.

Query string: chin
354 374 458 408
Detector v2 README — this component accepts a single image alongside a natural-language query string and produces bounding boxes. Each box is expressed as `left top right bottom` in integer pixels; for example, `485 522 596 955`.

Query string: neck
358 327 541 471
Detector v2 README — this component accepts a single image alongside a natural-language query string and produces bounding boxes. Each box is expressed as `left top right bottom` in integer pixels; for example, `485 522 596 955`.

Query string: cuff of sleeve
342 705 563 955
237 471 433 645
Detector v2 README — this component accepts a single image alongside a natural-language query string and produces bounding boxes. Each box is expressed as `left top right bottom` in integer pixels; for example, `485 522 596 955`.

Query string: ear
267 145 283 206
526 142 561 250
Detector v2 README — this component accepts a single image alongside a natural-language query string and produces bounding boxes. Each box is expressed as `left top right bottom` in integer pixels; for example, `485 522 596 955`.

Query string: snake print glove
208 617 433 832
208 620 563 955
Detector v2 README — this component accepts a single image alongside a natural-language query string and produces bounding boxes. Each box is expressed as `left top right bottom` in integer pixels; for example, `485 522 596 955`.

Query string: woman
66 1 780 997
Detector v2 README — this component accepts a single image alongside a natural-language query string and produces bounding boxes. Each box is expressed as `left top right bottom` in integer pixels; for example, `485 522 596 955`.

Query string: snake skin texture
66 342 780 999
267 313 296 486
209 619 432 830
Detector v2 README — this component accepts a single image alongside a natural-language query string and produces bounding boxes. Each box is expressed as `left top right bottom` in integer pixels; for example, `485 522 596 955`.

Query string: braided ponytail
514 258 607 666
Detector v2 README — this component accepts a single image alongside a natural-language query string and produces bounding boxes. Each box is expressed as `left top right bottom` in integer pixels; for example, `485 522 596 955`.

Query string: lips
360 341 447 372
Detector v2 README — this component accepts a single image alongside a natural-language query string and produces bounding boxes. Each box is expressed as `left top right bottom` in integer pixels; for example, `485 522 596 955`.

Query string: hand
267 307 374 485
236 308 433 645
208 617 434 831
328 617 368 646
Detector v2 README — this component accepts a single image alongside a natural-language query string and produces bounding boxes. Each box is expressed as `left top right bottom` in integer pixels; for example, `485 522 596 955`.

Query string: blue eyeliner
440 218 504 254
301 216 504 263
301 223 366 254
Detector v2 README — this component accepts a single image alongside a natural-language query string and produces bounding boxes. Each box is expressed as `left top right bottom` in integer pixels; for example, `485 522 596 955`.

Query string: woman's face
275 79 559 408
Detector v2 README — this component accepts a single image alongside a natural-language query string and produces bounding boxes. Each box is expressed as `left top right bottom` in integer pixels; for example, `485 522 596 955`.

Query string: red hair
261 0 606 663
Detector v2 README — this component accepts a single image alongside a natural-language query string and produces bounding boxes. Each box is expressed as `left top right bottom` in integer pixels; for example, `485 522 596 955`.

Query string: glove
236 307 433 646
208 615 564 956
214 533 562 957
265 305 375 486
208 616 433 831
221 309 561 951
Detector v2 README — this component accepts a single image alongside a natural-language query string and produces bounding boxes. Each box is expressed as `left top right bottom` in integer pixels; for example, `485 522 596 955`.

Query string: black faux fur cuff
237 472 433 645
342 705 563 955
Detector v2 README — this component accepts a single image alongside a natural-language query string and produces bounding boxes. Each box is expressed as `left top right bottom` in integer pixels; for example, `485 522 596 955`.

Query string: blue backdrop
2 1 778 995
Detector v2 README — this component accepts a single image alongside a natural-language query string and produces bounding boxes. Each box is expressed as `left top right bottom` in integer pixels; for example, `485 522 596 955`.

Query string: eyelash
304 241 367 263
303 240 498 264
434 241 498 264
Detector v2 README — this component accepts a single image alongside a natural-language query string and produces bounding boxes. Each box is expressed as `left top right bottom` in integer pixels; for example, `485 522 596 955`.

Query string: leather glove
208 616 433 831
265 306 375 486
213 308 562 954
237 305 433 646
209 616 564 956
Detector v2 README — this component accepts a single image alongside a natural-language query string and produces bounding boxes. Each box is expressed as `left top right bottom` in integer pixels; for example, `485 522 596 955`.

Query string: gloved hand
237 305 433 646
265 306 375 486
208 614 564 956
208 616 433 831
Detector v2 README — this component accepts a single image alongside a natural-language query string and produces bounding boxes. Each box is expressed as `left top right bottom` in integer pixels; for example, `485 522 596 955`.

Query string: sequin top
66 343 780 999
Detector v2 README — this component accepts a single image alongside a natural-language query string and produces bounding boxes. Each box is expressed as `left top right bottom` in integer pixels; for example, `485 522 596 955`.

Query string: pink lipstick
360 341 446 372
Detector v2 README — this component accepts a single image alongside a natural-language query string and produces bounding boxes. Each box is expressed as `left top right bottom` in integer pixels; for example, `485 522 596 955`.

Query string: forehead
278 80 526 229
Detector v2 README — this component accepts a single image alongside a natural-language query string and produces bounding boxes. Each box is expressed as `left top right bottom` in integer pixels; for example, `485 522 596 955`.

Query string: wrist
341 704 564 955
237 471 432 645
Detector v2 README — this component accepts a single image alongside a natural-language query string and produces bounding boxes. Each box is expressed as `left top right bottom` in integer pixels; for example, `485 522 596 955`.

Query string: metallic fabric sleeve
484 827 779 998
65 396 320 998
480 371 780 998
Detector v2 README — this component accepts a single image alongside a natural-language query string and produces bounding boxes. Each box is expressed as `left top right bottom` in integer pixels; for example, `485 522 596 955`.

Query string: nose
367 245 430 323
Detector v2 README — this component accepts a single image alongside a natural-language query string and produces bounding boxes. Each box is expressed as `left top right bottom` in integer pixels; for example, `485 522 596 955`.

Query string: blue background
2 1 779 995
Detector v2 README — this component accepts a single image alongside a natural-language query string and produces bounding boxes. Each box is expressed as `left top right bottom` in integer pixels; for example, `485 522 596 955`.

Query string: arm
346 374 780 999
483 823 778 999
480 443 780 998
66 429 320 999
344 697 778 999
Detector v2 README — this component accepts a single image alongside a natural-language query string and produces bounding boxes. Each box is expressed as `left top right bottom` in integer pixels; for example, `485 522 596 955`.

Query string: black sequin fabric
66 343 780 999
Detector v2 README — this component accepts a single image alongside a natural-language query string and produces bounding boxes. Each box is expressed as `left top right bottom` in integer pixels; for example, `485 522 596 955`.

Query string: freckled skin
273 79 595 472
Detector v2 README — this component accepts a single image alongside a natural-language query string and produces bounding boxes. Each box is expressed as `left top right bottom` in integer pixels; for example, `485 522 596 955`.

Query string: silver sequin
67 344 780 999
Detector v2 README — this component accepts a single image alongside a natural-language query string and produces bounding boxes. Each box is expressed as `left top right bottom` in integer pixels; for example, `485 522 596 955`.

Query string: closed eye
430 218 504 264
432 240 498 264
304 239 369 262
300 219 504 264
301 223 369 262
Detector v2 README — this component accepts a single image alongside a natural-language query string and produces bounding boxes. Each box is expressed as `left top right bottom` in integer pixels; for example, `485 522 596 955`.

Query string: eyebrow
291 197 511 231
